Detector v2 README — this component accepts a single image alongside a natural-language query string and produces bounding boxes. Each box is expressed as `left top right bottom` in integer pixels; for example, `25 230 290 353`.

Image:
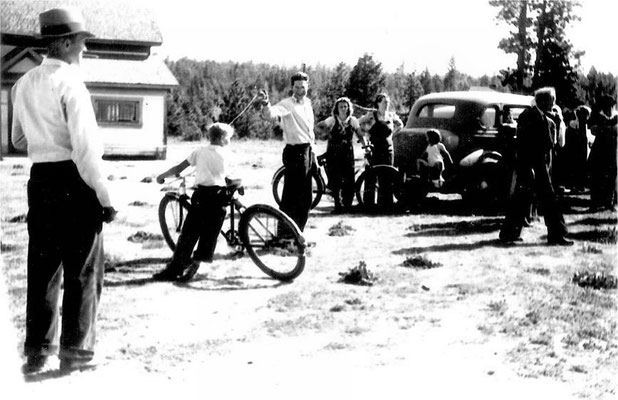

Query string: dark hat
38 7 94 38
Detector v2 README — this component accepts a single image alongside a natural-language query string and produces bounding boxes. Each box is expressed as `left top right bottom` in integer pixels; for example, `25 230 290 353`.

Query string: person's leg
23 176 64 371
499 172 532 242
193 188 227 262
327 156 343 212
280 144 312 231
377 149 394 209
58 180 105 367
341 154 356 210
533 163 569 242
154 192 204 280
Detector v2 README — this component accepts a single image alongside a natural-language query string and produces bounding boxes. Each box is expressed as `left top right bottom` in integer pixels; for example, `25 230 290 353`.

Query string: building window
93 97 142 127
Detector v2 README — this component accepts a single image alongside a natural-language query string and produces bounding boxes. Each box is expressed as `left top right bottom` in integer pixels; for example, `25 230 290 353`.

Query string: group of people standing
500 87 617 246
554 94 617 211
259 74 403 216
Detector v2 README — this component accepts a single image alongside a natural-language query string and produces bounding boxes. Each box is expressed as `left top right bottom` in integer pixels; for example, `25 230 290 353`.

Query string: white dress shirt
11 57 111 207
263 96 315 144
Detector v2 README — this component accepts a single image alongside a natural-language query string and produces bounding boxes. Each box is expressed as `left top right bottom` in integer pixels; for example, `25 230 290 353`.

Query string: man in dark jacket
499 87 572 246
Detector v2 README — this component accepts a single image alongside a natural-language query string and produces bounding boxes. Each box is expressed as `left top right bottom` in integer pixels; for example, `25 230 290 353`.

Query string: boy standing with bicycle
152 123 235 281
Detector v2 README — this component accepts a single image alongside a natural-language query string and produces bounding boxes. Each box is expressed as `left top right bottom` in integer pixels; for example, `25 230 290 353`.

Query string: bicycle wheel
272 167 324 209
238 204 305 281
158 194 190 251
355 165 403 209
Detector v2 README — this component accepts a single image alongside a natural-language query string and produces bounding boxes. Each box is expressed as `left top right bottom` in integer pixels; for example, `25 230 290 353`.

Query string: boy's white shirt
426 143 444 166
187 144 229 187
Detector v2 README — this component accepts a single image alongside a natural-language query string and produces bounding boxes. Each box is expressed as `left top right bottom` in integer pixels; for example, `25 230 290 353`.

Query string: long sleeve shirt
262 96 315 144
11 57 111 207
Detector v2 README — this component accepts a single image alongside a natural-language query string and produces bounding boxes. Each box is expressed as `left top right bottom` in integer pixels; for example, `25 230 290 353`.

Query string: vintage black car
394 90 533 207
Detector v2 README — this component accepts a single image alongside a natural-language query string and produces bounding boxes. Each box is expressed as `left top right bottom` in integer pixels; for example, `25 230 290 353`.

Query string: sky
149 0 616 77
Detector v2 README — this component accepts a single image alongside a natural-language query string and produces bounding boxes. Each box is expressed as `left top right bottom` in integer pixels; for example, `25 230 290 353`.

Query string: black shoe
177 261 200 282
499 236 523 244
152 267 183 281
547 237 574 246
59 358 96 372
21 355 48 374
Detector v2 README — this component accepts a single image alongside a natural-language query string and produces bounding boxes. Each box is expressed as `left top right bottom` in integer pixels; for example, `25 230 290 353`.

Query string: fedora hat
38 7 94 38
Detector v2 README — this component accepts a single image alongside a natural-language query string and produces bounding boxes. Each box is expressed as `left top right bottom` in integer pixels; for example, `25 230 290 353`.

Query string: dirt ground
1 139 617 399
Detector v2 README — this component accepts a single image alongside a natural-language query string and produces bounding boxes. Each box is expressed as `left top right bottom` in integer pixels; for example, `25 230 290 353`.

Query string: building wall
87 88 167 158
0 87 168 158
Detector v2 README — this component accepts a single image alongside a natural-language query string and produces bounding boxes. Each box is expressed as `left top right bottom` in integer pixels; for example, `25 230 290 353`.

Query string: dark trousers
325 147 355 209
364 147 394 210
500 161 568 241
280 144 314 231
25 161 104 362
171 186 228 268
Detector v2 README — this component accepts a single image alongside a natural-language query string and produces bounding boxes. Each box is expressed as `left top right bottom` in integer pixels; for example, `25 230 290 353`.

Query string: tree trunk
516 0 528 89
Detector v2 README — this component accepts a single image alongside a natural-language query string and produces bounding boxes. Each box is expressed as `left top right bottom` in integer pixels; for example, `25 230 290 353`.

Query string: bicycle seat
225 178 244 195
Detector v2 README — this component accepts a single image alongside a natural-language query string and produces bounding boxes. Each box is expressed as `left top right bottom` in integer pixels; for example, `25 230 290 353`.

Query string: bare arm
391 112 404 133
156 159 190 183
439 144 453 166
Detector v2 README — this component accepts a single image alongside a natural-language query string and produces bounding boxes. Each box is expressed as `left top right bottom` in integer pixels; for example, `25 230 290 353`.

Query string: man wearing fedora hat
11 7 116 374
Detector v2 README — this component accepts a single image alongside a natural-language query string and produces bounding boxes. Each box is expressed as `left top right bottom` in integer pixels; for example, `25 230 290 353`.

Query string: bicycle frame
164 177 249 249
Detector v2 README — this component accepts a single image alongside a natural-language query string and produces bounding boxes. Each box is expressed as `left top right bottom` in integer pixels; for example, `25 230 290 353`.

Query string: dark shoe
547 237 574 246
152 267 183 281
499 235 523 244
21 355 48 374
59 358 95 372
177 261 200 282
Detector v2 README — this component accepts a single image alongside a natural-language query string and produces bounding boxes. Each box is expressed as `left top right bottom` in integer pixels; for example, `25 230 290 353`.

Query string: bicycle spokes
239 205 305 281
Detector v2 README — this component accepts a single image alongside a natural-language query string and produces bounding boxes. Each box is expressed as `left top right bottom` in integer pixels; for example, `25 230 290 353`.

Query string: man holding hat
11 7 116 374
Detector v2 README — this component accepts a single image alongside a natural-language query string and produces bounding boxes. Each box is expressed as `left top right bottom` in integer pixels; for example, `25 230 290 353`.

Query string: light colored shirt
11 57 111 207
187 144 229 187
426 143 445 166
263 96 315 144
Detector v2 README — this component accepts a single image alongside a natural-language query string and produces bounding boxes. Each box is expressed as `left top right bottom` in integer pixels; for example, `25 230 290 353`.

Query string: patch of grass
338 261 376 286
579 242 603 254
6 213 27 223
267 292 303 312
526 267 551 276
487 299 508 315
264 313 329 335
328 220 355 236
572 270 617 290
402 254 442 270
571 227 617 244
324 342 348 350
127 231 164 243
1 242 18 252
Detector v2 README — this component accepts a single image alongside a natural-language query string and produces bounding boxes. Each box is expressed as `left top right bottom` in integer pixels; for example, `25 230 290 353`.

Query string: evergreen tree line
163 55 504 141
164 0 616 142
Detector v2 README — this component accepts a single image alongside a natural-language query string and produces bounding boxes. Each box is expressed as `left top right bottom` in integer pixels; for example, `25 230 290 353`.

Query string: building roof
82 57 178 88
0 0 163 44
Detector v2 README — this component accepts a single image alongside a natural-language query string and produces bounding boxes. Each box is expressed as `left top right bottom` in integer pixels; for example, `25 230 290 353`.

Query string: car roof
415 90 533 106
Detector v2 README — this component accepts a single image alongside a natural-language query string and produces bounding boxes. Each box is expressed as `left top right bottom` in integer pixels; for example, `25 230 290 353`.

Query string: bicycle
271 145 403 211
158 175 306 281
270 154 327 210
